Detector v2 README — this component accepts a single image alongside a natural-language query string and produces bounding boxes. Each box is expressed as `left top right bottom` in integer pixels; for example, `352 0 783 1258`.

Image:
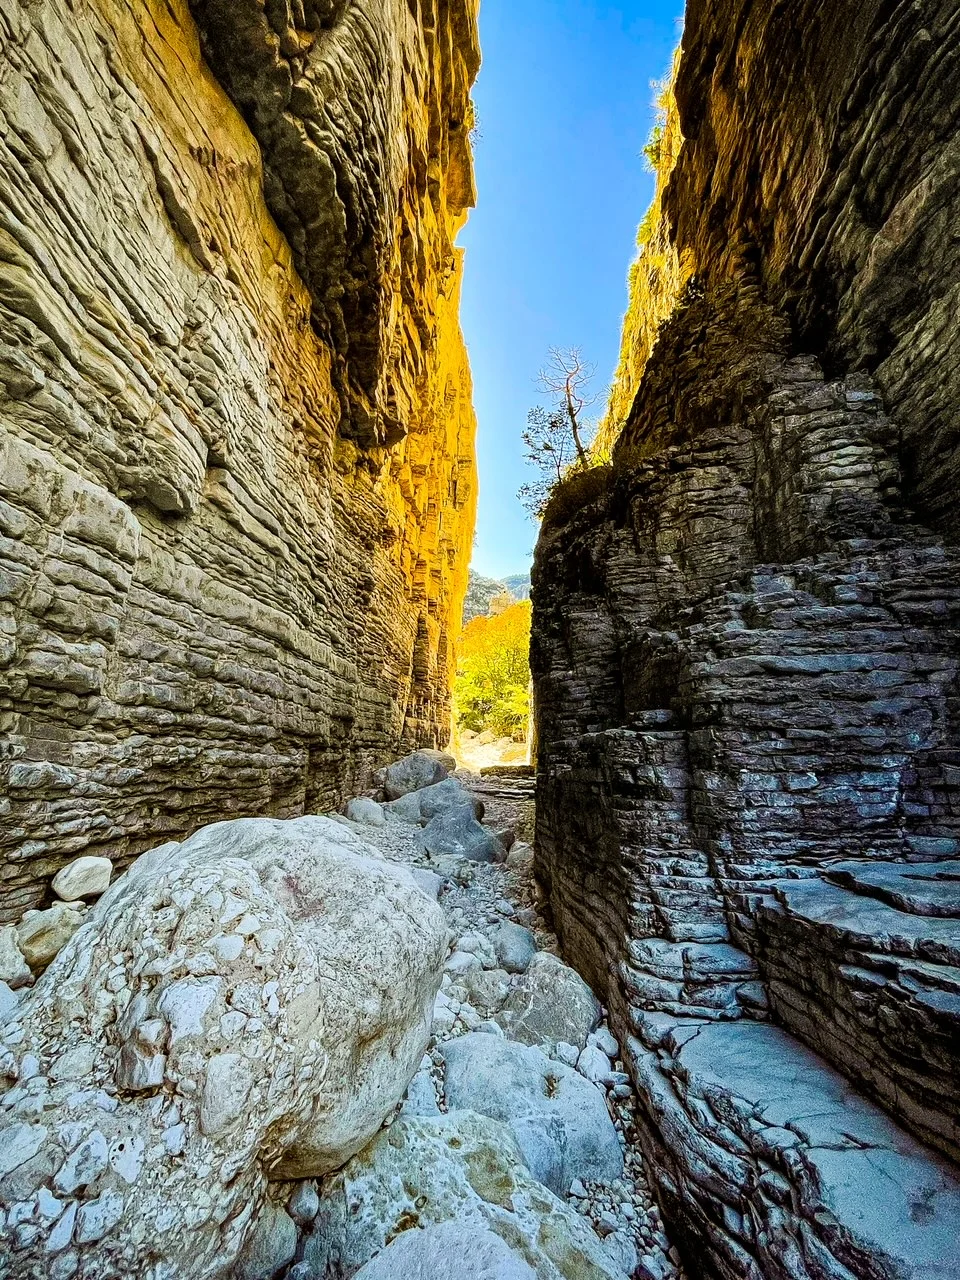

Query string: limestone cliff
533 2 960 1277
0 0 479 919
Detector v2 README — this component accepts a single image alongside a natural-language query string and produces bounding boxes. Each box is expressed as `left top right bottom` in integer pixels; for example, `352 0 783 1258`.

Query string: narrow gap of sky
459 0 684 580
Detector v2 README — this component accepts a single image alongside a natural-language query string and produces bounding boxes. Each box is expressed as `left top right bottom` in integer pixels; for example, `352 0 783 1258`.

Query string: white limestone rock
577 1044 613 1086
51 855 113 901
344 798 387 827
311 1111 627 1280
16 903 83 971
0 815 447 1279
441 1034 624 1194
353 1221 538 1279
0 926 31 989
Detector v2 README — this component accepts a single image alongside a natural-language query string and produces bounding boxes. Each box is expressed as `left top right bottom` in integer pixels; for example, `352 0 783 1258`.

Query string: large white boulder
0 816 447 1279
441 1034 623 1194
308 1111 627 1280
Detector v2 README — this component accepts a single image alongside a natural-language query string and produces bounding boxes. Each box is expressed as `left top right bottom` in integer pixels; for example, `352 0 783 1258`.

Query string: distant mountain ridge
462 569 532 623
502 573 531 601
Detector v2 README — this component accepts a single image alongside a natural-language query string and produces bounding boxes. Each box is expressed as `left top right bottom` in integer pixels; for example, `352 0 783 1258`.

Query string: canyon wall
533 1 960 1277
0 0 479 920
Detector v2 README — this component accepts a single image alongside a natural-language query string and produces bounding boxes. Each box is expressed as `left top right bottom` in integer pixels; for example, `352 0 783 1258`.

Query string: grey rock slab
495 952 601 1050
490 922 536 974
772 878 960 964
421 807 506 864
344 798 387 827
352 1221 538 1279
825 859 960 917
441 1033 623 1194
655 1019 960 1279
381 751 455 800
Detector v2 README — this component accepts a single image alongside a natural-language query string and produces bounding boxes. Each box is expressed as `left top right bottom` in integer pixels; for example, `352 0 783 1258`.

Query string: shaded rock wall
533 1 960 1276
0 0 478 919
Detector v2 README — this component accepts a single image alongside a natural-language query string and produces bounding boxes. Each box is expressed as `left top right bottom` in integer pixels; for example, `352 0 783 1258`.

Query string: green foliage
643 123 664 172
637 204 659 248
455 601 531 740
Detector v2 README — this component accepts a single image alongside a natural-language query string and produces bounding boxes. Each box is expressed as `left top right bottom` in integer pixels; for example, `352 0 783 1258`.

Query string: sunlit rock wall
533 1 960 1276
0 0 479 919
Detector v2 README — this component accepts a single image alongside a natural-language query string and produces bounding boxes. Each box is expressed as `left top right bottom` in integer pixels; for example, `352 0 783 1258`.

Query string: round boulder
441 1033 623 1194
51 855 113 901
353 1221 537 1279
380 751 456 800
0 815 447 1279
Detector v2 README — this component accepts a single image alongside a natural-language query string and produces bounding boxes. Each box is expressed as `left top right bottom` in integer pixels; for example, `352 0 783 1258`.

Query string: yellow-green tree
455 600 532 739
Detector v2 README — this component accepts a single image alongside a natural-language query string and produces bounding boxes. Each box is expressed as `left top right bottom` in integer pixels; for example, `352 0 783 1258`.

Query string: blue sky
459 0 684 579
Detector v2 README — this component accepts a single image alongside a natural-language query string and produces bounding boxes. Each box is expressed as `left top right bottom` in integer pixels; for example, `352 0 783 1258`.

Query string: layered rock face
533 2 960 1277
0 0 478 920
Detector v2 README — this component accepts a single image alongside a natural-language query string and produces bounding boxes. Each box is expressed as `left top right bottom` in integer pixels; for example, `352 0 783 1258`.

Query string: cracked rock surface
0 815 446 1278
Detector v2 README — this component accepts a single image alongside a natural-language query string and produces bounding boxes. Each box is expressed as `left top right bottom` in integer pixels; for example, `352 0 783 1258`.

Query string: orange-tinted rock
0 0 478 917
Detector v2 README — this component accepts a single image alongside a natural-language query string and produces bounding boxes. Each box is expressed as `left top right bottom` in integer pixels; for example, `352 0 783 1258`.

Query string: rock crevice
532 2 960 1276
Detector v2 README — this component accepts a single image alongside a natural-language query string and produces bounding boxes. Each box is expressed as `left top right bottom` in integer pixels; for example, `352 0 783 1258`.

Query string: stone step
755 871 960 1165
627 1013 960 1280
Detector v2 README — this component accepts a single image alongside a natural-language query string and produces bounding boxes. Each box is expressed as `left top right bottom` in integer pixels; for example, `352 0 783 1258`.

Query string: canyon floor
319 765 687 1280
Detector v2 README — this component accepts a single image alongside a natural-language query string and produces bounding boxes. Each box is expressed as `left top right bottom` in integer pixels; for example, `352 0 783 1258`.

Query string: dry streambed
0 751 686 1280
301 753 687 1280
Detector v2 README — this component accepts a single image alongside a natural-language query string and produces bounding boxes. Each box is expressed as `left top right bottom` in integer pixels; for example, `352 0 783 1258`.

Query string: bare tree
517 347 598 518
538 347 597 466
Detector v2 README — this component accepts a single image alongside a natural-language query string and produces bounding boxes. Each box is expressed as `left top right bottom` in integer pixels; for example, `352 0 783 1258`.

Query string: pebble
346 772 687 1280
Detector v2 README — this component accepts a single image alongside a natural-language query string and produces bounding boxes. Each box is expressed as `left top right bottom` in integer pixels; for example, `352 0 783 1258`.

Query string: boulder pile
0 753 685 1280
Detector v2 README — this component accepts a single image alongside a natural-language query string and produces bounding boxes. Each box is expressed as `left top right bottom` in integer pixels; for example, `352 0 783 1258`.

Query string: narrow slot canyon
0 1 959 1278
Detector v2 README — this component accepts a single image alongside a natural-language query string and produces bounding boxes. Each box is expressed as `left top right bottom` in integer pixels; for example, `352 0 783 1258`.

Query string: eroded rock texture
0 0 478 920
532 2 960 1277
0 816 447 1277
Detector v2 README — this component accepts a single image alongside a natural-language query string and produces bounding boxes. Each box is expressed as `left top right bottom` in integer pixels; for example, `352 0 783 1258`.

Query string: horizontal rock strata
0 0 479 918
532 1 960 1276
